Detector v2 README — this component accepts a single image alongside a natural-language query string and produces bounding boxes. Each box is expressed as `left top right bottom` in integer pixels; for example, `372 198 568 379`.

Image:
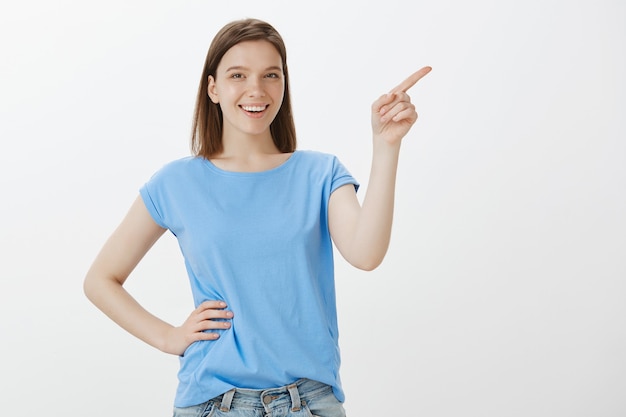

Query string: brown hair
191 18 297 158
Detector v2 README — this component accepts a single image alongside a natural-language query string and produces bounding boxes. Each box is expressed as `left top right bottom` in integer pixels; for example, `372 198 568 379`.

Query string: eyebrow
224 65 283 72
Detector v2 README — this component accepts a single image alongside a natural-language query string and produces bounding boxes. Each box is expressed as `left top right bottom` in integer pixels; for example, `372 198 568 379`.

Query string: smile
240 105 269 113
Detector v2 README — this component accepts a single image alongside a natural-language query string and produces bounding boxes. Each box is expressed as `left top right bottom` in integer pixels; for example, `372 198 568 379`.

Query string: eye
265 72 280 79
230 73 244 79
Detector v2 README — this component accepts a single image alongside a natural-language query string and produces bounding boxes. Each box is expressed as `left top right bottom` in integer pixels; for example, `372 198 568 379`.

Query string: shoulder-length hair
190 18 297 158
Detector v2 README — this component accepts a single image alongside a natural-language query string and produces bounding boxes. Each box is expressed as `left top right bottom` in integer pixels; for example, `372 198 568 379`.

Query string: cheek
272 84 285 102
215 85 240 105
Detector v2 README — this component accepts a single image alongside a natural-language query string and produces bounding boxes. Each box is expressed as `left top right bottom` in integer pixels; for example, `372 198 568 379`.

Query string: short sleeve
330 156 360 194
139 182 168 229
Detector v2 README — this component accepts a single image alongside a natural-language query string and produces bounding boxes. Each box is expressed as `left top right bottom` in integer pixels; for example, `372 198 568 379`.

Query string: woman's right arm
83 195 232 356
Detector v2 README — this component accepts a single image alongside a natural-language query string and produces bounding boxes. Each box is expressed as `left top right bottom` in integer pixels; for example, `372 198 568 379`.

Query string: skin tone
83 39 431 356
207 40 290 172
329 66 431 270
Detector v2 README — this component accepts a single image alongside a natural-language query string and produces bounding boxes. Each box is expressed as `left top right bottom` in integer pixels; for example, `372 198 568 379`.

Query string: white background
1 1 625 416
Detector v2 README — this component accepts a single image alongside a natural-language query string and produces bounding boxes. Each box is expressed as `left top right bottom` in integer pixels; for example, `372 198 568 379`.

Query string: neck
211 131 291 173
220 130 278 158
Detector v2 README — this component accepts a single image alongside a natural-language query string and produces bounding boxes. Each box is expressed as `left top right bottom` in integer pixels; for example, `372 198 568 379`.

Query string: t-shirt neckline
201 150 299 177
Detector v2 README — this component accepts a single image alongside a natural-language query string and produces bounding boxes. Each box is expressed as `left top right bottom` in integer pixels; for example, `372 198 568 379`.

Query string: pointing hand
371 66 431 145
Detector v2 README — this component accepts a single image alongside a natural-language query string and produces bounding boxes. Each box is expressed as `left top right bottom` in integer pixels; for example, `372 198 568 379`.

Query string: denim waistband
215 379 332 412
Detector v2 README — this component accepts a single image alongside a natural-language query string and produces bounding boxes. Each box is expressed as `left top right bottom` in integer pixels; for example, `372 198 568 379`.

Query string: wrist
156 323 177 354
372 136 401 157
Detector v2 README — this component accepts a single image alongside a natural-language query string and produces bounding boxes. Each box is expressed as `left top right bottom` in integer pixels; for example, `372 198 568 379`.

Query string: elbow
341 245 389 271
83 274 98 304
354 263 378 272
83 269 114 304
83 267 127 306
349 254 385 272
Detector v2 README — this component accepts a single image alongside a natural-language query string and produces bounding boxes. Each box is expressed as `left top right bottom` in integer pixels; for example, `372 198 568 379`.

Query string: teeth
242 105 265 112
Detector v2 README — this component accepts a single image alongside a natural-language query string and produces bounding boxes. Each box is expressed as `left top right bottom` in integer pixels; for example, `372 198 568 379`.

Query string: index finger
389 66 432 93
197 300 227 310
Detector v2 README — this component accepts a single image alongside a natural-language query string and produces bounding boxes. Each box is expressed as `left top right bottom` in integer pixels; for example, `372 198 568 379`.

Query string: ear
208 75 219 104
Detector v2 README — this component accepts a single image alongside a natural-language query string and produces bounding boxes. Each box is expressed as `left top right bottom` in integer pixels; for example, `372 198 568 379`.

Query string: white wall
1 1 624 416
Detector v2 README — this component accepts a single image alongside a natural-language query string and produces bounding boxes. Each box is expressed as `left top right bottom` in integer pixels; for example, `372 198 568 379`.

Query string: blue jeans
172 379 346 417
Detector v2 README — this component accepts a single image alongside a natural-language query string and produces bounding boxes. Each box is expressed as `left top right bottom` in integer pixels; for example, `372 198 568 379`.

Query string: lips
240 104 268 113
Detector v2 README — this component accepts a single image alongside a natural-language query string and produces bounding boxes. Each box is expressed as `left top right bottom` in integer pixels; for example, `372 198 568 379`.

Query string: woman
84 17 430 417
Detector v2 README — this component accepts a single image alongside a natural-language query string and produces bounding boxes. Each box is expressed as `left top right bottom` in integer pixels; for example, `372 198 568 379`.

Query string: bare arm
83 195 232 356
329 67 431 271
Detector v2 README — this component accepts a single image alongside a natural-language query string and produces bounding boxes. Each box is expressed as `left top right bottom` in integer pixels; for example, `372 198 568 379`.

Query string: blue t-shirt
139 150 359 407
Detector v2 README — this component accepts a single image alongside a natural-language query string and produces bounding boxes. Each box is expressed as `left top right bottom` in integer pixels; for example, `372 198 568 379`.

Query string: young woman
84 18 430 417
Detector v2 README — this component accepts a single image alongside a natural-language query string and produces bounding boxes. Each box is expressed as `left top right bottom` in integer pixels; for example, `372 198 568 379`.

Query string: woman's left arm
329 66 431 271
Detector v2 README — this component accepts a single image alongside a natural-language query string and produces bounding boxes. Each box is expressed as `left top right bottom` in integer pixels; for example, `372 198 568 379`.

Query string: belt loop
219 389 235 412
287 383 301 411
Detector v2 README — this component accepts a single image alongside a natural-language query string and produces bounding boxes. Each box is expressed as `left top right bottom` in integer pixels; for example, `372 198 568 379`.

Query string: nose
246 77 266 97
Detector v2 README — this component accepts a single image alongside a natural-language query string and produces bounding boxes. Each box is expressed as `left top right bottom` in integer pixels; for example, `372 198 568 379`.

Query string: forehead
218 40 282 70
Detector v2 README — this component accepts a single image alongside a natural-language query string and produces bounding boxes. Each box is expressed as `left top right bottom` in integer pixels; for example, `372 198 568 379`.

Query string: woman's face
208 40 285 140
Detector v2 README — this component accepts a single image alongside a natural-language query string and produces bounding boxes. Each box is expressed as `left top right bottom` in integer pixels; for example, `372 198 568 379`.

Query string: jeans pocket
302 391 346 417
